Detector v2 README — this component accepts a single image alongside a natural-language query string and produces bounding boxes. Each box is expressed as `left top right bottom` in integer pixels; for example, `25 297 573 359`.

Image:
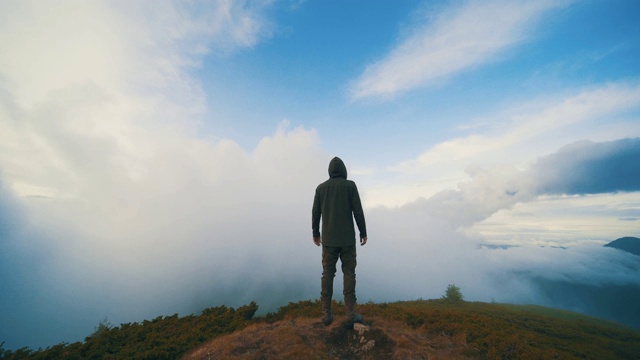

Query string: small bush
90 317 113 338
443 284 464 303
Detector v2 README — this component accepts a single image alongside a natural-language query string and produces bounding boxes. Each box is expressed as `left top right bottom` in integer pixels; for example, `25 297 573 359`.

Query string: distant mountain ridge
604 236 640 256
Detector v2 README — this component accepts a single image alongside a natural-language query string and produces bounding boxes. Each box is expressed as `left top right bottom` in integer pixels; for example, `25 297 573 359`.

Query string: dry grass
7 299 639 359
182 315 481 360
182 318 328 360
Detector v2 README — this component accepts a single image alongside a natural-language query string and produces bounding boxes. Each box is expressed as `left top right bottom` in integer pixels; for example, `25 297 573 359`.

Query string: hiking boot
344 310 363 329
322 298 333 326
322 307 333 326
344 302 363 329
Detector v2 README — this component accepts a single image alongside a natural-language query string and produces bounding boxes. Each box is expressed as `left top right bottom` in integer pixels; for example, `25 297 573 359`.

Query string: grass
358 300 640 359
3 299 639 359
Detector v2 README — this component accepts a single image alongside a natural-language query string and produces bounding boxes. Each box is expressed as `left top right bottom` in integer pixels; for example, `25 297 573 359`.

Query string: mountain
604 236 640 256
3 299 639 359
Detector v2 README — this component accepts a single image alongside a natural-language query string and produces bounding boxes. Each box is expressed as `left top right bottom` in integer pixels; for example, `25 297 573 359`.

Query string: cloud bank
0 0 327 349
532 138 640 195
406 138 640 228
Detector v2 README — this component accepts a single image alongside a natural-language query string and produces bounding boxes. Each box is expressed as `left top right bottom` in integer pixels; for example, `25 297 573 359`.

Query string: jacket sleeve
351 184 367 238
311 188 322 238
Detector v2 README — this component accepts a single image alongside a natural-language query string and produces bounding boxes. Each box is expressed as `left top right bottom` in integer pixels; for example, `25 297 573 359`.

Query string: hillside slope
2 300 639 359
184 300 640 360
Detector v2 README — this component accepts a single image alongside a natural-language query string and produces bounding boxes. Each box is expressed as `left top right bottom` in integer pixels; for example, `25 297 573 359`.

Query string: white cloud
477 85 635 160
0 0 275 198
358 204 640 307
366 83 640 209
395 137 640 247
350 0 568 100
0 1 124 107
471 192 640 246
0 0 322 344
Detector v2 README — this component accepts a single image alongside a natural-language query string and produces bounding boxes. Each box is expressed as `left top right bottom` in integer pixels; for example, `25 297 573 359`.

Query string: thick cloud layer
0 123 330 349
3 133 638 350
532 138 640 195
408 138 640 228
0 0 321 349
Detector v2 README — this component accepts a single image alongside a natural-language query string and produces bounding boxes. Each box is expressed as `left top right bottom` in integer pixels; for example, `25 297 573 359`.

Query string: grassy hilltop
2 298 639 359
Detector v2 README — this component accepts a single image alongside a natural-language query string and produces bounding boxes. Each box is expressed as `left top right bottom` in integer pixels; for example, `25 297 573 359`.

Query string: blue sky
196 0 640 211
1 0 639 350
202 0 639 160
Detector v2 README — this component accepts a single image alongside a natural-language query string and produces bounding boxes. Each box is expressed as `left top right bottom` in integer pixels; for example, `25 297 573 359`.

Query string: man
312 157 367 328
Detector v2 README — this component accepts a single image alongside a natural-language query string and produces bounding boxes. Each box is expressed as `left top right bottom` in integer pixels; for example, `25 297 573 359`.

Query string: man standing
312 157 367 328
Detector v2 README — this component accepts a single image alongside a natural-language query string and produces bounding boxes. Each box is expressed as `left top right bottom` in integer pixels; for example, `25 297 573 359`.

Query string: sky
1 0 640 350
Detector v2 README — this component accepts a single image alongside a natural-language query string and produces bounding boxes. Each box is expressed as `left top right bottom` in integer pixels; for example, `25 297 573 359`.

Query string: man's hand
313 236 321 246
360 236 367 246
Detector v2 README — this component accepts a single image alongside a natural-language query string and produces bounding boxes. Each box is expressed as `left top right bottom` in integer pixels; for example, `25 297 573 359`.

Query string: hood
328 157 347 179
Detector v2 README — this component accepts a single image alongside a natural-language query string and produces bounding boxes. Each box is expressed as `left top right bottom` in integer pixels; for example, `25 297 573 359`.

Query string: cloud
531 138 640 195
350 0 568 100
0 0 275 199
358 141 640 322
392 83 640 175
405 165 534 228
364 83 640 208
0 0 273 108
358 202 640 328
404 138 640 229
0 0 321 350
0 115 328 349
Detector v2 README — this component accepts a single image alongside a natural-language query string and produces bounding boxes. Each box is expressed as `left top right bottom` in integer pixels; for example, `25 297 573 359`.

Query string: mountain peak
604 236 640 256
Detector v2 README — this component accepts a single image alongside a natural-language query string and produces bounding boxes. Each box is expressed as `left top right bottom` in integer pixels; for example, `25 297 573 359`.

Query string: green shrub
442 284 464 303
90 318 112 338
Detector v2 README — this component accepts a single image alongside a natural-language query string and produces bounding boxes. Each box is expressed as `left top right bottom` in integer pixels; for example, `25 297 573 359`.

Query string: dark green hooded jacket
312 157 367 247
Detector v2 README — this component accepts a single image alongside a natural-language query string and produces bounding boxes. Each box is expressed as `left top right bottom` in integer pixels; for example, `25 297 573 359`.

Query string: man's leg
321 246 340 325
340 246 362 328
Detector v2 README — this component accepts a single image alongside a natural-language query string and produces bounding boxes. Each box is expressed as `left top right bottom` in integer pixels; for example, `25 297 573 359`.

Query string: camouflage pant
321 245 357 305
